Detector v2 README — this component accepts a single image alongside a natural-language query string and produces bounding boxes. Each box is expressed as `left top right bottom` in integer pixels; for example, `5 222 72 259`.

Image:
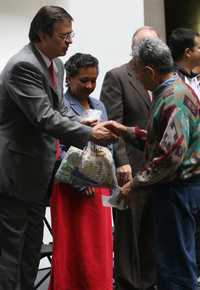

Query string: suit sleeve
100 70 129 167
6 61 91 148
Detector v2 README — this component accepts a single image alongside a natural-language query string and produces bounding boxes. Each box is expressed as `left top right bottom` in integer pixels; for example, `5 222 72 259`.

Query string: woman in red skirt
48 53 113 290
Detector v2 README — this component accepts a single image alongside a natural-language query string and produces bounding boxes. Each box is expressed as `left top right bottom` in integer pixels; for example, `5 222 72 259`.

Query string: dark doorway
164 0 200 41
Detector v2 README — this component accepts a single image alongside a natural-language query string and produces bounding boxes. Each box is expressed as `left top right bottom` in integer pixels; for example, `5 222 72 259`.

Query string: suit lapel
127 61 151 109
65 92 83 116
29 43 61 109
65 92 102 117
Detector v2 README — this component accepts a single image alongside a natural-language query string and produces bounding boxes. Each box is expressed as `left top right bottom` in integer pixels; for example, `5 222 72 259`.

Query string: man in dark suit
100 26 159 290
0 6 116 290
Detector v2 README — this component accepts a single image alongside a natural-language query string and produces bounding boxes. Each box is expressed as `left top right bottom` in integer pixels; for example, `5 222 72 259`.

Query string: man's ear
144 65 155 79
184 47 193 58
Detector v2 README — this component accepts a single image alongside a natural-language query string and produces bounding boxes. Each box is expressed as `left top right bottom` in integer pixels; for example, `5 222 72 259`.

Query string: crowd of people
0 4 200 290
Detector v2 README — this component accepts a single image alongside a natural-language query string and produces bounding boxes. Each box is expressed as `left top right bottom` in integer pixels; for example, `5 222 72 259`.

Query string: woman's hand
84 186 96 197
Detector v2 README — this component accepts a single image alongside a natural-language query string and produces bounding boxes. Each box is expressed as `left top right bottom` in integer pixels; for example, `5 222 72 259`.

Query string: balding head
131 26 159 52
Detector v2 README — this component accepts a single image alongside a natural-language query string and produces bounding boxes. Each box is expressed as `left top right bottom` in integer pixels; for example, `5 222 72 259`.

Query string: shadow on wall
143 0 166 41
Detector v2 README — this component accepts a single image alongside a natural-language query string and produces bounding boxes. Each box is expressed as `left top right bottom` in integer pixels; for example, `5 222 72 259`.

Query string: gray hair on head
132 38 174 74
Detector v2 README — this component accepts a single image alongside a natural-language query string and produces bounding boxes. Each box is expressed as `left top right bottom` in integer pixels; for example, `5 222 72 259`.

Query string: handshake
88 120 128 146
89 119 146 145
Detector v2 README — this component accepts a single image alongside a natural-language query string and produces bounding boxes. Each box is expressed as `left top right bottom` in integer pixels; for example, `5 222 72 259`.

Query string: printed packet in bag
79 142 114 188
54 145 98 188
79 142 128 209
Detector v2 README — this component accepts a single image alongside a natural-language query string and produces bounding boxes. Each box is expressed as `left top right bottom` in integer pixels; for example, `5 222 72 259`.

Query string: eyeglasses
58 31 75 41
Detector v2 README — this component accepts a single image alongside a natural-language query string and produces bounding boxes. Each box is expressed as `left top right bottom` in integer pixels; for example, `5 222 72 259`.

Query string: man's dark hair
168 27 200 61
29 6 73 42
65 53 99 77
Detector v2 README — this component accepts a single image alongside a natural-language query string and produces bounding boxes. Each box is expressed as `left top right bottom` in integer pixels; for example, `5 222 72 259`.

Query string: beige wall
144 0 166 41
0 0 144 97
67 0 144 97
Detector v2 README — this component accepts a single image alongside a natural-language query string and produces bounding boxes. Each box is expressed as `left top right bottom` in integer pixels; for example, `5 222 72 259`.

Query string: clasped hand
81 119 119 146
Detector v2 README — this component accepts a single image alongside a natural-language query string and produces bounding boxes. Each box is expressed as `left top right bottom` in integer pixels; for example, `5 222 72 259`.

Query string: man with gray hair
108 37 200 290
100 26 158 290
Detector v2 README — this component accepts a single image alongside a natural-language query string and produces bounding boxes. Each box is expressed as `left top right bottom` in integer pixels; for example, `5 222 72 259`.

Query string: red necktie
48 61 57 89
49 62 60 159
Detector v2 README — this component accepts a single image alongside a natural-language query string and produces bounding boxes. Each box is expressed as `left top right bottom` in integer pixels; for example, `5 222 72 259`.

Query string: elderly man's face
134 60 156 91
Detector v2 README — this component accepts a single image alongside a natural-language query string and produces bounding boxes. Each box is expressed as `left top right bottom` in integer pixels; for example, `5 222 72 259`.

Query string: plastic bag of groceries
55 142 114 187
55 108 127 209
55 142 127 210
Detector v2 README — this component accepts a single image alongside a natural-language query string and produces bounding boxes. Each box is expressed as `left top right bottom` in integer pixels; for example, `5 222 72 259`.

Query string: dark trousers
114 191 156 290
0 196 46 290
153 176 200 290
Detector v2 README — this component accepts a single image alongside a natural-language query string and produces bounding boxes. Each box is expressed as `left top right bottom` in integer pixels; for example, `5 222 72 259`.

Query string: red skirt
48 182 113 290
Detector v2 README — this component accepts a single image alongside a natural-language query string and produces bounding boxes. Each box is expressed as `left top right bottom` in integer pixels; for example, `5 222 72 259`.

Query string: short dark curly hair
65 53 99 77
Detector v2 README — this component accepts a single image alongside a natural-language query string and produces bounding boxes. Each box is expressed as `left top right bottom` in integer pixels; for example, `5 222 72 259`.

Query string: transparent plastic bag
54 143 127 209
55 142 115 188
81 109 102 122
79 142 115 187
55 108 127 209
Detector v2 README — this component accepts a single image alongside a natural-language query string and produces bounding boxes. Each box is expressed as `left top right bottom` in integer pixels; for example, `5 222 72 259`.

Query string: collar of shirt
153 73 178 99
175 64 197 78
35 46 58 73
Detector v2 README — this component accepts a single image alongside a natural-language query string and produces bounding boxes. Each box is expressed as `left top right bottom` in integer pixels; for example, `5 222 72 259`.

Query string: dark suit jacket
100 61 156 288
100 60 151 173
0 43 91 203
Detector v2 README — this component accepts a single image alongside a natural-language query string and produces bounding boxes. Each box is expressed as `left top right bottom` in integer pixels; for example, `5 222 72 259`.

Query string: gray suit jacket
0 43 91 203
100 60 151 172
